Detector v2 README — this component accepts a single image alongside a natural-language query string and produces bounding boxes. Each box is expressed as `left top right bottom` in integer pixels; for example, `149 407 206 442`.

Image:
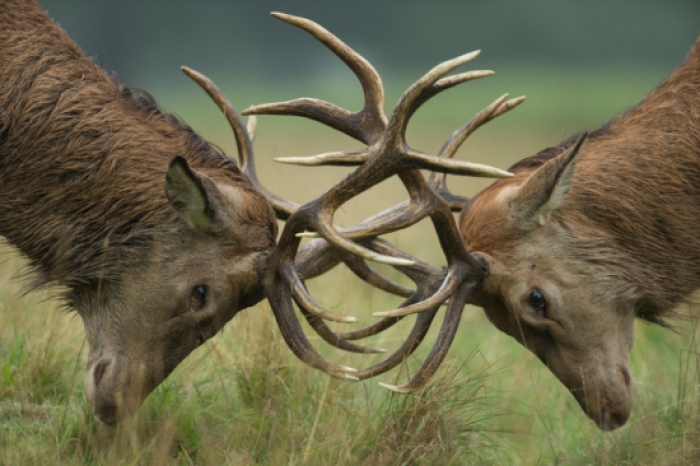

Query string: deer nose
93 359 111 387
88 358 119 425
600 408 630 431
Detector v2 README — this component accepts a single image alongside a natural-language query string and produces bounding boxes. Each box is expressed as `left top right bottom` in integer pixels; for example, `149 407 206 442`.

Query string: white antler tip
342 374 360 381
371 255 415 267
458 50 481 63
378 382 409 393
372 310 400 318
339 365 358 373
296 231 320 238
373 307 417 318
274 156 323 166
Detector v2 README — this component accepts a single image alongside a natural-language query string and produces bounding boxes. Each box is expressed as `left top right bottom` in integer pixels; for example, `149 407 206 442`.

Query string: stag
456 38 700 430
1 2 516 424
240 15 700 431
0 0 282 424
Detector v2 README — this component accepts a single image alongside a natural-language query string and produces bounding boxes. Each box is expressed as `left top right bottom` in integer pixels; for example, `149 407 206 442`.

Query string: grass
2 68 700 464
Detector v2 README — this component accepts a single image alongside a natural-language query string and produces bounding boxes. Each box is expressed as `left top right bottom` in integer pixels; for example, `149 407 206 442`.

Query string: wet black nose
599 408 630 431
92 359 119 425
96 403 118 425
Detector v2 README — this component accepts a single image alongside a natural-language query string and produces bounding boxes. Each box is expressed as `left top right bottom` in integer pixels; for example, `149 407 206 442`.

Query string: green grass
2 68 699 464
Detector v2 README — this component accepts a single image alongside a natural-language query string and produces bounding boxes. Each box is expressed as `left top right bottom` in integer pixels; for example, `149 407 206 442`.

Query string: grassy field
2 67 700 465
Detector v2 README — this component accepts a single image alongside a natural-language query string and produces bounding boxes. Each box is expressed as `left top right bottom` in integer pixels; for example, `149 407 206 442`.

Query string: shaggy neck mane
0 0 272 290
507 37 700 324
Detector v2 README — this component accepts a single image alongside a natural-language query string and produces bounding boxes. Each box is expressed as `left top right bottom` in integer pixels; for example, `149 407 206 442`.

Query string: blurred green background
38 0 700 204
2 2 699 463
41 0 699 86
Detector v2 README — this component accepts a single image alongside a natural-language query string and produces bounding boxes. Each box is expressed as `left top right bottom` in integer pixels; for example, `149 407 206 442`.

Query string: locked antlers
185 12 523 391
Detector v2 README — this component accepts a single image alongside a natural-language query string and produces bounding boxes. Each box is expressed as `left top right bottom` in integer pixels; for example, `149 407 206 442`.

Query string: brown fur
460 36 700 430
0 0 277 423
0 0 276 286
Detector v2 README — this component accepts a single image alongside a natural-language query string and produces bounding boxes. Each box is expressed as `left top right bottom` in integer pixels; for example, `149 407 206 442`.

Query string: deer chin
576 388 635 431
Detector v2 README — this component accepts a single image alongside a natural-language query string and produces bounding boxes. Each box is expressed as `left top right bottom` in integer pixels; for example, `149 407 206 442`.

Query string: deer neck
556 37 700 318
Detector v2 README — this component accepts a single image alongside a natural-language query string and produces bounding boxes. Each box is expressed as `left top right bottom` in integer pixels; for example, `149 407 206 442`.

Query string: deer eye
527 289 547 316
190 285 208 310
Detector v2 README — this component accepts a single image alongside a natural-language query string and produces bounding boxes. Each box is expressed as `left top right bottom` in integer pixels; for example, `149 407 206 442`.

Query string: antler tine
299 230 454 323
266 271 360 378
300 237 446 358
181 66 298 220
351 307 440 381
246 114 257 142
339 252 413 298
291 232 417 350
242 12 387 146
294 238 411 298
281 231 427 325
301 308 388 354
295 229 439 354
269 52 512 179
428 95 526 210
302 297 438 361
386 50 481 135
284 267 358 323
296 206 432 247
292 235 441 350
293 238 343 279
334 238 445 341
438 94 515 161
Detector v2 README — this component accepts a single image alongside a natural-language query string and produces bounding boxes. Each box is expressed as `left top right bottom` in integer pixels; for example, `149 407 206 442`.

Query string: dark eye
190 285 208 310
528 290 547 315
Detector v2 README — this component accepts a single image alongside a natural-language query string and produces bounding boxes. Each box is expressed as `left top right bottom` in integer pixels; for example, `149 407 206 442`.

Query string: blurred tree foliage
40 0 699 87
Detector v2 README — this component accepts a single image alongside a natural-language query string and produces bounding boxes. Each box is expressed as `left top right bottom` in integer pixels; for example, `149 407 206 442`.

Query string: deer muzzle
84 356 154 425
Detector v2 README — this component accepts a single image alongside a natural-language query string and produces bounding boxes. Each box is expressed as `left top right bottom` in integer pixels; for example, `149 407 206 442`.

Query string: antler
181 66 299 221
238 12 522 391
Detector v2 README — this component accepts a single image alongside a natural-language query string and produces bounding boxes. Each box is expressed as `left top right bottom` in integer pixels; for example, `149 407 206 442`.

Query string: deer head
80 152 277 424
460 134 636 430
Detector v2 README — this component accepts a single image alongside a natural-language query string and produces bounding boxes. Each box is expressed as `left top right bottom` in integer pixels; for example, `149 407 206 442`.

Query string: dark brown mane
0 0 276 290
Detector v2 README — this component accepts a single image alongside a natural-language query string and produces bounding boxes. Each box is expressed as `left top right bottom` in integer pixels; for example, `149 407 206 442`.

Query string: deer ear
511 133 587 229
165 156 217 229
